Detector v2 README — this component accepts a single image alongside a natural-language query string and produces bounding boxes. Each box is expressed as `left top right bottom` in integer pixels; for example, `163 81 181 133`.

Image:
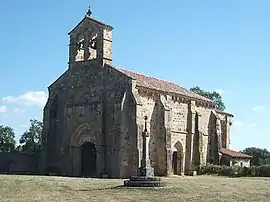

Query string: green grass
1 175 270 201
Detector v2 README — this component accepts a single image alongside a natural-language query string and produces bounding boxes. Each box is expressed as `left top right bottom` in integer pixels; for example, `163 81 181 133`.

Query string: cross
86 6 92 16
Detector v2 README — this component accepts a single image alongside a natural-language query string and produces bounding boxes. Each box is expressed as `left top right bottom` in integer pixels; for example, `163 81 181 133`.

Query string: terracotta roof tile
220 148 253 158
115 67 213 103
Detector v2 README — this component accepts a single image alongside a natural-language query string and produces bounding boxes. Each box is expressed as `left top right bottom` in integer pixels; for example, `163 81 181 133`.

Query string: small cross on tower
86 6 92 16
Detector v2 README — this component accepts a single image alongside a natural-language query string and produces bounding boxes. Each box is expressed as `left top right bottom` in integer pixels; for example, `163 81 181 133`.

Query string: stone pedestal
124 116 165 187
124 176 165 187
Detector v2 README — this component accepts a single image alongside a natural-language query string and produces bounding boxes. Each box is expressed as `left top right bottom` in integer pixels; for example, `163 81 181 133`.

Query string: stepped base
124 176 166 187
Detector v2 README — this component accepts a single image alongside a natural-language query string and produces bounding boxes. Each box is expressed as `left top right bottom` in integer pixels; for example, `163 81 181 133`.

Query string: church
41 8 249 178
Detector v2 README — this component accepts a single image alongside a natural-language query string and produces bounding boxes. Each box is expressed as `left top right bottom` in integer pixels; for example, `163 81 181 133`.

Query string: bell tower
68 7 113 68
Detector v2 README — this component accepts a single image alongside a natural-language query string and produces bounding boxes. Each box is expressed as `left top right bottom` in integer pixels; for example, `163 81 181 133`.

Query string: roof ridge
114 66 214 103
115 66 184 87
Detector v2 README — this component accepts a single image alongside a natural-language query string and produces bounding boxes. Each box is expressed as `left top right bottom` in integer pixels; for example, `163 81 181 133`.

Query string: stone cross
138 116 154 177
86 6 92 16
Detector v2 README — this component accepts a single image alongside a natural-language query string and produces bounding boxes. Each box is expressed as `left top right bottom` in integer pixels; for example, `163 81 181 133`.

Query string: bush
257 165 270 177
197 164 222 175
197 164 270 177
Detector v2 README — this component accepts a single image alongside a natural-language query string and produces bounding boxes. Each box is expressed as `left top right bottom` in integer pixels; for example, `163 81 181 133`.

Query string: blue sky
0 0 269 151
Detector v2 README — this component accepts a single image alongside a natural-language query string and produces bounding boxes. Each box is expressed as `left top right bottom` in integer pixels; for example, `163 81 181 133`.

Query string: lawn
0 175 270 202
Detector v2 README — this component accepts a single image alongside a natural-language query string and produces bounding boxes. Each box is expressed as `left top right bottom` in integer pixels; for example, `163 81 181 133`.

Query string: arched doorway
172 141 184 175
172 151 178 174
81 142 97 177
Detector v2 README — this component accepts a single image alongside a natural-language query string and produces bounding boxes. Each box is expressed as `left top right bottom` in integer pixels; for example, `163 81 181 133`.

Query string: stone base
124 176 166 187
137 166 154 177
187 170 197 176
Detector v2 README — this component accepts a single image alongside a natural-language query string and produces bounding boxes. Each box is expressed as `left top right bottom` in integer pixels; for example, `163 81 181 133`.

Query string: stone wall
0 152 38 174
134 87 215 176
42 62 140 178
231 158 250 167
103 66 137 178
215 111 233 149
220 155 250 168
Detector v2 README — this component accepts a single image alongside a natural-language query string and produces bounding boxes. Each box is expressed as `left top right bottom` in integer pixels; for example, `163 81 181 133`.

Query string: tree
242 147 270 166
190 86 226 111
19 119 43 153
0 125 16 152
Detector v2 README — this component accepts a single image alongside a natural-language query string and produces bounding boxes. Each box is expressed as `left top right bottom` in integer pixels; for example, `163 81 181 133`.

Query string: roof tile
220 148 253 158
115 67 213 103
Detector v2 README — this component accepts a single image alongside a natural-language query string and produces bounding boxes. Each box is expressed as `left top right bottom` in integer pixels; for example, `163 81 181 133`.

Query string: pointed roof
68 15 113 35
114 67 214 104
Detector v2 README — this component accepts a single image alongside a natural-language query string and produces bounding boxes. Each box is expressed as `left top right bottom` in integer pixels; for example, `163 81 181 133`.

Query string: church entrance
172 141 184 175
81 142 97 177
172 152 178 174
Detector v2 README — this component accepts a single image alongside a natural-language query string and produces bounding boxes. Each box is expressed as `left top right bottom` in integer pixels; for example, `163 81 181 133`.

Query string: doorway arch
172 141 185 175
81 142 97 177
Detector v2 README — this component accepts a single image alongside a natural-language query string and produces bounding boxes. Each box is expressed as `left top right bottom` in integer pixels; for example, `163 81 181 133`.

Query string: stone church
41 9 242 178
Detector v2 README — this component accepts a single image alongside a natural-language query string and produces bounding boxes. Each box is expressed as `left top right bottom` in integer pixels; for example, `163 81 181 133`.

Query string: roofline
215 109 234 117
68 15 113 35
113 66 215 106
48 69 68 89
222 153 253 159
220 148 253 158
136 85 215 108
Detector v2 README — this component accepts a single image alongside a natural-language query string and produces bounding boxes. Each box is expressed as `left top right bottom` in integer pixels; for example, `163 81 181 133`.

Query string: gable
68 16 113 36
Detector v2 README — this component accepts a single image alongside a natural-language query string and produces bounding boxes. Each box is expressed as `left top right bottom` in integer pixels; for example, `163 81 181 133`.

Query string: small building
220 148 253 167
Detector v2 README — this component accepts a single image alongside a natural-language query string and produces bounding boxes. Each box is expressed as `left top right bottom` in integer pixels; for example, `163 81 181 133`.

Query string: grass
0 175 270 202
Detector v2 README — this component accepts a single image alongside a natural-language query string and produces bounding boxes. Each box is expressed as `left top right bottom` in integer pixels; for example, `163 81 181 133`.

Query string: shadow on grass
74 185 171 192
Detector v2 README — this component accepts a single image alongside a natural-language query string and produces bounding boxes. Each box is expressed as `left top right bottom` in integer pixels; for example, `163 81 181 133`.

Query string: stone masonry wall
104 66 137 178
216 112 233 149
135 88 214 175
195 106 212 165
0 152 38 174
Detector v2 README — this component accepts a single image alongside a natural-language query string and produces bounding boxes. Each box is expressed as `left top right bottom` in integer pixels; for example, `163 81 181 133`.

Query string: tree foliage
190 86 226 111
0 125 16 152
242 147 270 166
19 119 43 153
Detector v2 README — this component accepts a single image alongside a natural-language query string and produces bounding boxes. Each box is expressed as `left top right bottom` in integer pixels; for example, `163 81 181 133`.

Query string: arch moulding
69 122 96 147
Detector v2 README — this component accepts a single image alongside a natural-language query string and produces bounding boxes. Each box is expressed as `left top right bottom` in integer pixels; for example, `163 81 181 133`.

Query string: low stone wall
0 152 39 174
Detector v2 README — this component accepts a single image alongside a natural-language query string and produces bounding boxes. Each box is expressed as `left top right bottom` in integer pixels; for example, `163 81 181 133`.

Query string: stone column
71 146 80 177
187 100 196 174
95 145 103 177
83 34 90 60
165 148 172 175
138 116 154 177
164 107 172 176
216 118 222 151
225 116 233 148
181 152 185 175
69 36 77 66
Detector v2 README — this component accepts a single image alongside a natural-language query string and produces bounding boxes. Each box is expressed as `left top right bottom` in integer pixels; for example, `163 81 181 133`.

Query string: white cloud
2 91 48 107
0 105 8 113
252 105 265 112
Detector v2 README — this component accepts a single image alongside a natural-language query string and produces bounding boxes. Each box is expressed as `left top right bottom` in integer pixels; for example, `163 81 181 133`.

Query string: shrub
197 164 222 175
218 166 235 177
197 164 270 177
257 165 270 177
247 166 259 177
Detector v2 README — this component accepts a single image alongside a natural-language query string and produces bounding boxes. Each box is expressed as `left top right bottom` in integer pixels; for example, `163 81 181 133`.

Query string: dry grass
0 175 270 202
